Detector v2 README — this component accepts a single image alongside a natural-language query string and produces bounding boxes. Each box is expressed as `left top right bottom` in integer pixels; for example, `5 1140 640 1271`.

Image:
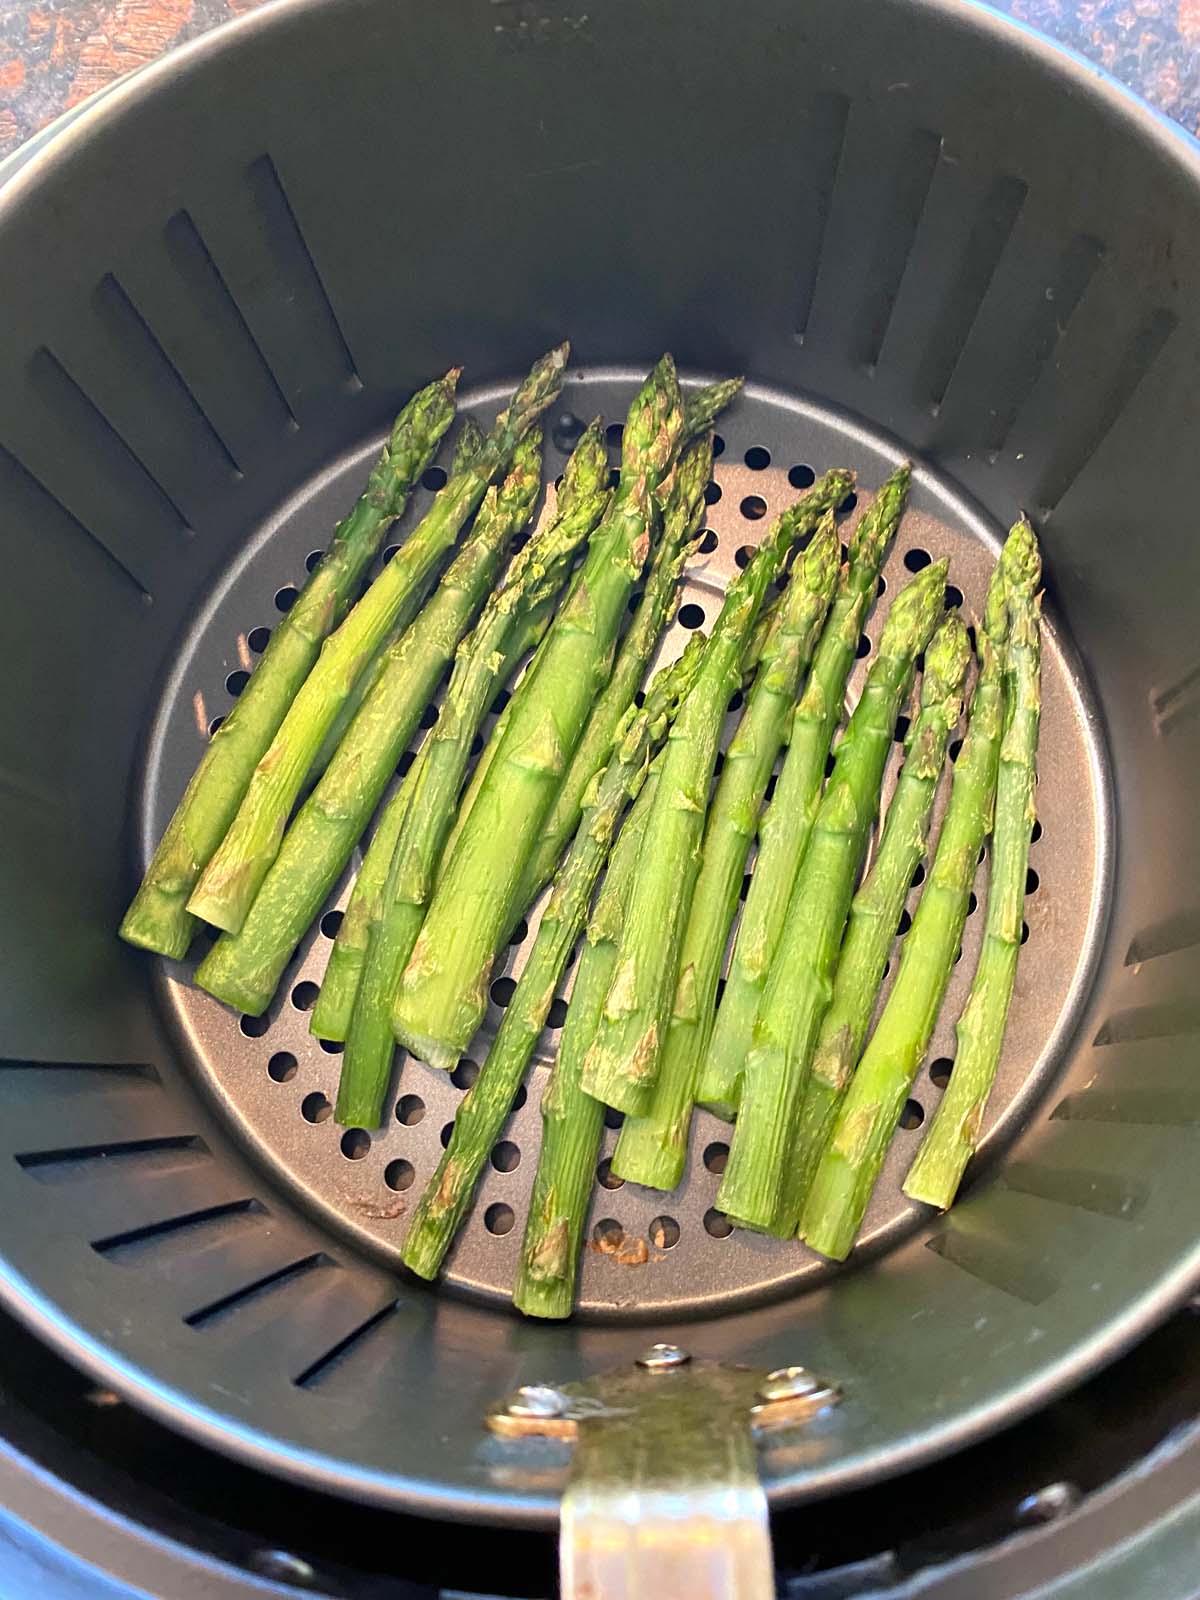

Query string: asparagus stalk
400 642 704 1280
716 562 948 1231
581 472 854 1118
683 377 744 441
698 463 912 1119
515 762 662 1318
306 418 488 783
119 372 460 958
336 427 609 1127
904 522 1041 1210
310 571 565 1043
611 514 841 1189
187 344 568 934
391 356 689 1072
519 431 713 904
800 536 1017 1259
194 426 549 1016
780 612 972 1225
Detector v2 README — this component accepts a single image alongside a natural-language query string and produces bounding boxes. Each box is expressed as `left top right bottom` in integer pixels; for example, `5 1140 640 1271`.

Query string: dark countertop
0 0 1198 159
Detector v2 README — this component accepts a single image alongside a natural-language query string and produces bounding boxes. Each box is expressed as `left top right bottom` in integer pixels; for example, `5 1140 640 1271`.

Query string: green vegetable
391 356 687 1072
400 642 704 1279
194 426 548 1016
716 561 948 1232
904 522 1041 1210
335 425 609 1127
611 514 840 1189
119 371 459 958
186 343 568 934
698 463 911 1119
520 431 713 905
781 612 971 1226
581 473 854 1118
514 764 661 1318
800 534 1018 1259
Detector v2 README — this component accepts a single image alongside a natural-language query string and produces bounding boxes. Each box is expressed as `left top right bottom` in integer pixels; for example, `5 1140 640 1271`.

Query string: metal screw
248 1550 316 1587
757 1366 821 1404
1016 1481 1081 1526
636 1343 691 1372
507 1383 570 1419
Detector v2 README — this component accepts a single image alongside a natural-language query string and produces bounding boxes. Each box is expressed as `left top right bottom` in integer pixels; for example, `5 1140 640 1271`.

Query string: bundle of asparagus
122 343 1043 1320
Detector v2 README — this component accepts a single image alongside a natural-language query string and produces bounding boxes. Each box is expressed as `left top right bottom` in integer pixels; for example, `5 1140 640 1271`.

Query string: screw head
507 1384 570 1419
757 1366 821 1404
636 1343 691 1372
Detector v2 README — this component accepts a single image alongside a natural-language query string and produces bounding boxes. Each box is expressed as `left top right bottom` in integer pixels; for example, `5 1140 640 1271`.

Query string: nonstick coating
0 0 1198 1529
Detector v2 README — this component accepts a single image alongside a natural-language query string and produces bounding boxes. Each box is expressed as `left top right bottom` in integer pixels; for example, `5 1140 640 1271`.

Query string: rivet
248 1549 316 1587
757 1366 821 1404
507 1383 570 1419
1016 1481 1080 1525
636 1343 691 1372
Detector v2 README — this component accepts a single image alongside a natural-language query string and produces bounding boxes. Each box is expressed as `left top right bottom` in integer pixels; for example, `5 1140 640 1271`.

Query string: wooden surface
0 0 1197 159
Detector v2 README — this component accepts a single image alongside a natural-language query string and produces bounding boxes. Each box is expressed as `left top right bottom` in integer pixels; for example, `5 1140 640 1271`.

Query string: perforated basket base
149 368 1109 1321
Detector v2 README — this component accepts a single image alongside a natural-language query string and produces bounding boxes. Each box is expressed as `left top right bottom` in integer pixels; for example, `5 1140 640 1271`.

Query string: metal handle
488 1345 840 1600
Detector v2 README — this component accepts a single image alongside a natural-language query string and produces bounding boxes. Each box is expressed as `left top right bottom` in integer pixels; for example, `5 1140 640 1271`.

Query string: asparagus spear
519 431 713 904
683 377 744 441
800 536 1016 1259
119 372 460 959
611 514 841 1190
581 472 854 1118
336 427 609 1127
515 762 661 1318
904 522 1041 1210
187 344 568 934
780 612 972 1225
716 562 948 1231
310 568 566 1043
194 425 550 1016
306 418 488 783
391 356 689 1072
698 463 912 1119
400 642 704 1280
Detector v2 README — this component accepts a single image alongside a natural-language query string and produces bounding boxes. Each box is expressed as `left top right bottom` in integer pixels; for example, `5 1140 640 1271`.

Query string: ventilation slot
185 1252 333 1328
16 1134 209 1184
92 1198 267 1263
794 92 851 342
1002 1160 1147 1220
1093 1001 1200 1046
1125 909 1200 966
1152 662 1200 738
293 1299 398 1389
926 1216 1058 1305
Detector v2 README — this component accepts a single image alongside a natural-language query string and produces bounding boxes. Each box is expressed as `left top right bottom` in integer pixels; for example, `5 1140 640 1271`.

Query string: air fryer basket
1 0 1198 1530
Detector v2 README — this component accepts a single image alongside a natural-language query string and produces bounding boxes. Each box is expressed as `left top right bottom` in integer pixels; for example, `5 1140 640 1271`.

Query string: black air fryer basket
1 0 1198 1569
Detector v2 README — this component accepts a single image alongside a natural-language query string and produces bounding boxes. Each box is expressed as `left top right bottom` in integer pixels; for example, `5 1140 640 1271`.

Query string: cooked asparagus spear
400 642 704 1280
800 536 1017 1259
392 357 689 1072
335 428 609 1127
306 418 488 783
716 562 948 1231
581 472 854 1118
194 425 551 1016
308 553 569 1045
611 514 840 1189
119 372 460 959
683 377 744 441
780 612 971 1225
519 431 713 905
515 763 662 1318
186 344 568 934
698 463 912 1118
904 522 1041 1210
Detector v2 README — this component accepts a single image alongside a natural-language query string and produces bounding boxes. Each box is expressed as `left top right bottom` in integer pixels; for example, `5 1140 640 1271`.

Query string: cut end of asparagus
118 890 196 961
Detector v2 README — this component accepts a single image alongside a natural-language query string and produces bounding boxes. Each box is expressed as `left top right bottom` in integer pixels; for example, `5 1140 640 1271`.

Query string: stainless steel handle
488 1345 840 1600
